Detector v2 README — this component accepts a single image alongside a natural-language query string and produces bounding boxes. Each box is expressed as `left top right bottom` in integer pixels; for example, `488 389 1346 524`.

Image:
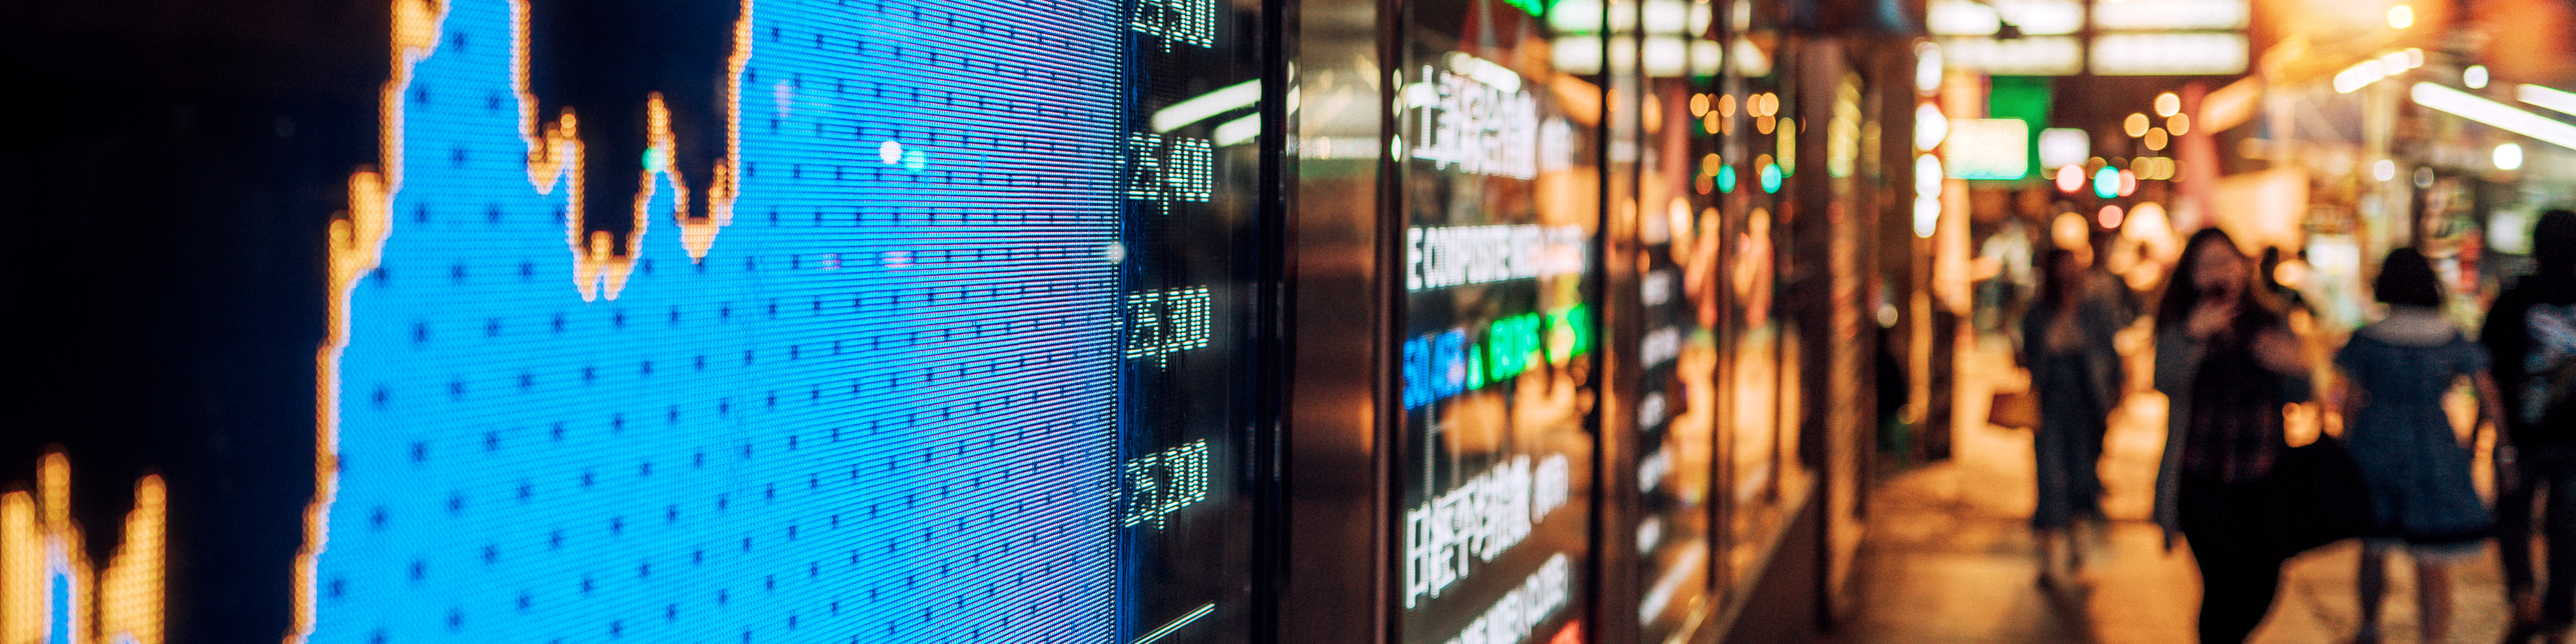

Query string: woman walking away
2154 229 2314 644
2335 248 2507 644
2025 247 2127 587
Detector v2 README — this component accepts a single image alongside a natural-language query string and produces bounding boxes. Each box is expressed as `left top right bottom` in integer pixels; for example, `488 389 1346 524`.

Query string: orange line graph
0 453 167 644
687 0 755 263
290 0 757 639
290 1 449 642
515 0 753 301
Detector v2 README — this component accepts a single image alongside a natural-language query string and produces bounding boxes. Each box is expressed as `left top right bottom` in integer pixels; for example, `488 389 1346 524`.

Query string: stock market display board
4 0 1261 642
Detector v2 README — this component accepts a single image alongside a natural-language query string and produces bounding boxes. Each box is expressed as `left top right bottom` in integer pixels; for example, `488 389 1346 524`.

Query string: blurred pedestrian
2153 228 2315 644
2484 209 2576 644
2025 247 2127 587
2334 248 2506 644
1981 217 2037 340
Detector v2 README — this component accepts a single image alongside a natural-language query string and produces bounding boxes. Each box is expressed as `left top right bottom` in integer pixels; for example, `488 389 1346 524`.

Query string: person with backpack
2483 209 2576 644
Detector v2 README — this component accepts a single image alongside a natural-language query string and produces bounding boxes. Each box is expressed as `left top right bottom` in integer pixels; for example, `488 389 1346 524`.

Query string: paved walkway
1825 331 2524 644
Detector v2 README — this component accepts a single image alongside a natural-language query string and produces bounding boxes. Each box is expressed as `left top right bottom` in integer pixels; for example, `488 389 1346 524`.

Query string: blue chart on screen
311 0 1132 641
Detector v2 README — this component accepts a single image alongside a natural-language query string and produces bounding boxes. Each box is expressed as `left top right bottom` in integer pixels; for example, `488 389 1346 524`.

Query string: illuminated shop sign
1927 0 2082 36
2090 0 2248 31
1943 119 2032 180
1638 325 1681 370
1937 36 2083 76
1547 36 1728 77
1404 455 1575 608
2038 127 2090 169
1400 10 1591 644
1407 225 1591 291
1409 54 1542 179
1400 306 1595 410
2090 32 2248 75
1436 553 1574 644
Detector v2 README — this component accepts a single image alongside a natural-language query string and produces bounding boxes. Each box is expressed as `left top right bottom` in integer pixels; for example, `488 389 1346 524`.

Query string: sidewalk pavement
1824 331 2522 644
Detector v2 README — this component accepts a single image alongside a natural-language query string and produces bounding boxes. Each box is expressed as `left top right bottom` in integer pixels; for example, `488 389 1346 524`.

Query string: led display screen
1397 0 1597 641
305 0 1264 641
4 0 1262 642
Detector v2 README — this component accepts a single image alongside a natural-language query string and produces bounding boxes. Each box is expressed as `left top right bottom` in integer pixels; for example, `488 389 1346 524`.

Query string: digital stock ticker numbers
294 0 1260 643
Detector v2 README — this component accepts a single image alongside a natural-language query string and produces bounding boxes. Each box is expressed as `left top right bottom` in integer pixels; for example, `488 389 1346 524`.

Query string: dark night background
4 1 385 641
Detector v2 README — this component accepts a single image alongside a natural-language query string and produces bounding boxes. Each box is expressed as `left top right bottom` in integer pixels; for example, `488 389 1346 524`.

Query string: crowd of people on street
2010 211 2576 644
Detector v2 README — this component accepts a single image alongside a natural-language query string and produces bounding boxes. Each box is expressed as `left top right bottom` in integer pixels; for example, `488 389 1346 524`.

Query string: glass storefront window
1395 0 1599 641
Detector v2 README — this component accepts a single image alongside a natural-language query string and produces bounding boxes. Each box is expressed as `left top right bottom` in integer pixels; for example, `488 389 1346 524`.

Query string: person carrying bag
2154 228 2345 644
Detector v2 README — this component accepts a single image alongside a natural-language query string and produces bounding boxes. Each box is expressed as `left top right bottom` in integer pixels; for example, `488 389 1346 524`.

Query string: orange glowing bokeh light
2055 165 2085 193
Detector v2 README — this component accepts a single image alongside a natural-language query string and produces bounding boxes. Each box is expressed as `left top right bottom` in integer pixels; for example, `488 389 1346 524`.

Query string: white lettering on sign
1126 286 1213 367
1408 54 1540 179
1128 134 1214 203
1123 440 1211 529
1642 269 1675 306
1637 447 1670 492
1439 553 1573 644
1639 325 1680 370
1404 454 1572 608
1132 0 1215 50
1637 391 1668 429
1406 225 1589 291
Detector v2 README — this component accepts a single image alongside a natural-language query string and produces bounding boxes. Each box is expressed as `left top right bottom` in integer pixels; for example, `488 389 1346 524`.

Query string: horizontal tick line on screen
1132 602 1216 644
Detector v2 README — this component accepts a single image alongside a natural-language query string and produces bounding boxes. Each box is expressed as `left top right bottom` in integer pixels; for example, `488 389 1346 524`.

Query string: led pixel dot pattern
311 0 1134 642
